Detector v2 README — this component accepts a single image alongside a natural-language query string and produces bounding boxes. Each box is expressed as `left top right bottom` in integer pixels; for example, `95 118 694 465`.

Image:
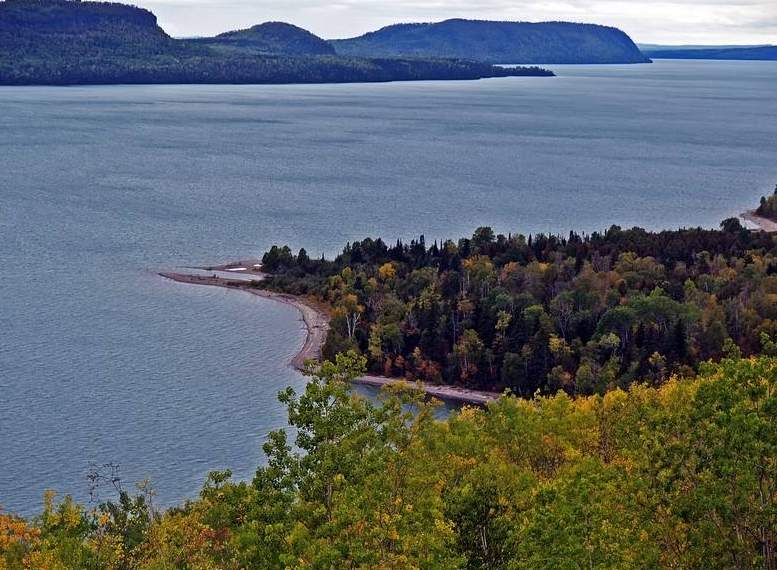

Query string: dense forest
331 19 651 64
259 220 777 395
758 186 777 221
2 349 777 569
0 0 552 85
0 53 550 86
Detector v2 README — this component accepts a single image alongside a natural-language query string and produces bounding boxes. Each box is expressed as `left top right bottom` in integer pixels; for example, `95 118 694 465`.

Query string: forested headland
331 19 651 64
0 0 552 85
2 349 777 569
259 219 777 396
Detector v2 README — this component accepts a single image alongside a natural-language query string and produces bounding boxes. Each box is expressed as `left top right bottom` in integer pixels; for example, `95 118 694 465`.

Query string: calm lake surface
1 60 776 515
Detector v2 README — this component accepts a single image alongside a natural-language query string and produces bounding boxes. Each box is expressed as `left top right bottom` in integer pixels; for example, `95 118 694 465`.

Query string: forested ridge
260 219 777 395
331 19 650 64
3 349 777 569
190 22 337 56
0 0 553 85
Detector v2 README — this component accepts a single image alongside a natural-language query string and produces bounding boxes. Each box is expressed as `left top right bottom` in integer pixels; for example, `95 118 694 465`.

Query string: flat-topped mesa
0 0 177 57
331 19 651 64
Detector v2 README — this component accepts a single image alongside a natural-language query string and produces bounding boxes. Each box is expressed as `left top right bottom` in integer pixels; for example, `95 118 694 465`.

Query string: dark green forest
0 53 550 86
260 219 777 395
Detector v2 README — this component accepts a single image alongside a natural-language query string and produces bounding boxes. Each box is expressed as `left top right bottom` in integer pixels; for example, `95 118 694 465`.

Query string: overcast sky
139 0 777 45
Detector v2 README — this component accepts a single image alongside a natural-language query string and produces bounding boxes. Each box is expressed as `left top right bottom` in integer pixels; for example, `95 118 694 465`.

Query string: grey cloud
142 0 777 44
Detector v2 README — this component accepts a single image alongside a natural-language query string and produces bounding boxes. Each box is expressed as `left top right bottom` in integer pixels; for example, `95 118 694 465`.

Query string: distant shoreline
741 210 777 232
160 269 499 406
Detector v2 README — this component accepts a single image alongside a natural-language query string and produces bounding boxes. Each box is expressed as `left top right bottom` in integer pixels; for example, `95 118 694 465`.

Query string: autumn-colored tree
453 329 484 382
7 351 777 569
334 293 364 339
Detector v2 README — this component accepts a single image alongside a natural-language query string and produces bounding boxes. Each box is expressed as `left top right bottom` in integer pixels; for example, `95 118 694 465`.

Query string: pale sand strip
159 271 499 406
741 210 777 233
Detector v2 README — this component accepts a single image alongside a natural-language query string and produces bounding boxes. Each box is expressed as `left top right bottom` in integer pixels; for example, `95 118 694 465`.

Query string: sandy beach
160 270 500 405
741 210 777 232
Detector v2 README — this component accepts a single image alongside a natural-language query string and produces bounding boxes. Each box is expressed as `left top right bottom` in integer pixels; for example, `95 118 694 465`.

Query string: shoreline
159 271 499 406
741 210 777 232
159 272 330 371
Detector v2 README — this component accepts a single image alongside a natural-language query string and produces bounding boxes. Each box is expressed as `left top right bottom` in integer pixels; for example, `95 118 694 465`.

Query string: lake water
1 60 776 515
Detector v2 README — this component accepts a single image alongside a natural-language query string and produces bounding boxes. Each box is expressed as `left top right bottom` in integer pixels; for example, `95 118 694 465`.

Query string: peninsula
0 0 552 85
160 269 499 405
162 205 776 403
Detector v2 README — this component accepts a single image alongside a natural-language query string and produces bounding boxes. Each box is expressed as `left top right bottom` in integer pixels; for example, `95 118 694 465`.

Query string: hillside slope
0 0 182 57
191 21 336 56
331 19 651 64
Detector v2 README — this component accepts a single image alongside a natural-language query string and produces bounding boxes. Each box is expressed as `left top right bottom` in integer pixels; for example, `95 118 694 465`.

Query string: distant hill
644 45 777 61
0 0 554 85
331 19 651 64
191 22 336 56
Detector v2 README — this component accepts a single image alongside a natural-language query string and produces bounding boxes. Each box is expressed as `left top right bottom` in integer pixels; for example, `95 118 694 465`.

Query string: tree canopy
4 348 777 569
260 224 777 395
